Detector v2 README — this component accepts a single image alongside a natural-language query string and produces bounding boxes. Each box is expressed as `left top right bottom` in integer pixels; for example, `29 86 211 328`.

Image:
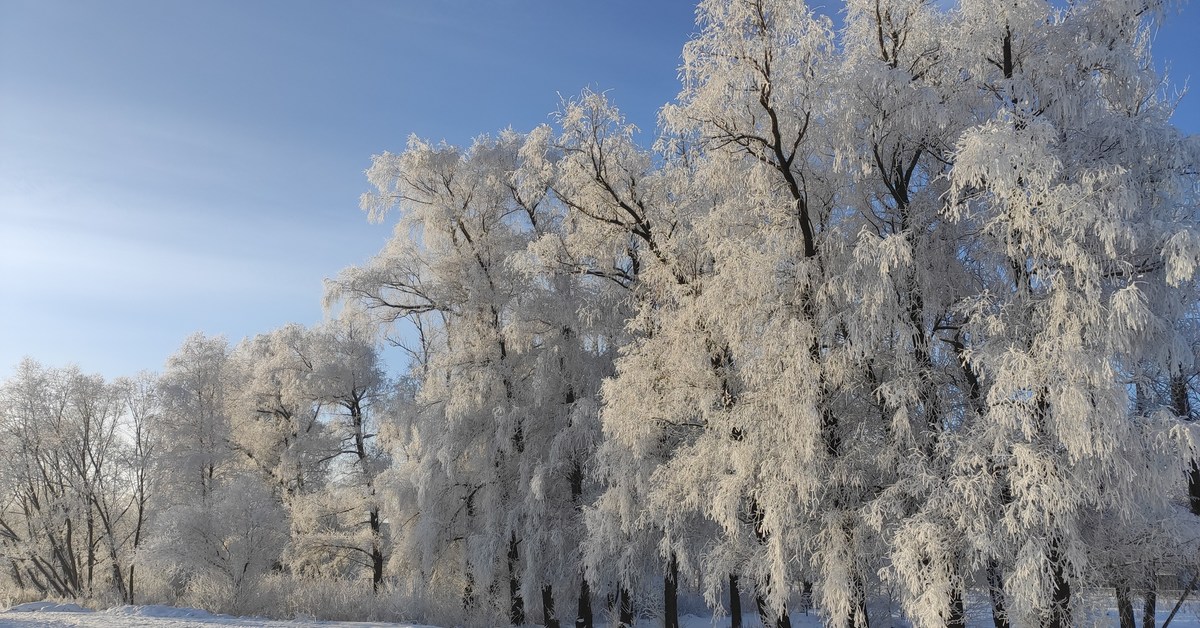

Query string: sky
0 0 1198 380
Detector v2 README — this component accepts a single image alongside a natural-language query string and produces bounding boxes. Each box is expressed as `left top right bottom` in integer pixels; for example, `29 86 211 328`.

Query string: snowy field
0 603 434 628
5 600 1200 628
0 603 1177 628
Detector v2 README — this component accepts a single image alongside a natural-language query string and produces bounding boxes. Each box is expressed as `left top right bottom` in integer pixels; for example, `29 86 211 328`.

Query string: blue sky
1 0 1197 379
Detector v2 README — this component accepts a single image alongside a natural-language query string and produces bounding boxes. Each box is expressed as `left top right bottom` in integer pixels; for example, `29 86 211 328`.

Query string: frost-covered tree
0 361 143 601
552 2 1199 628
542 90 700 628
332 129 621 626
156 333 234 503
936 1 1200 626
226 325 335 500
608 1 868 624
284 317 391 591
830 1 980 626
145 334 258 605
115 371 161 603
139 474 288 614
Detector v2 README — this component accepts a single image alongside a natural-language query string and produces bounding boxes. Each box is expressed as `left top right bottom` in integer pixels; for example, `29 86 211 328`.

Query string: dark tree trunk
1173 374 1191 422
575 576 592 628
618 587 633 628
756 592 791 628
542 585 559 628
799 581 813 612
369 508 384 591
347 396 385 591
1117 584 1136 628
987 559 1010 628
85 513 95 591
127 563 135 604
850 576 869 628
1144 583 1157 628
1171 375 1200 518
1043 542 1071 628
750 501 790 628
508 534 524 625
664 554 679 628
947 583 965 628
463 488 476 611
1186 468 1200 515
9 561 24 590
775 605 792 628
108 545 128 603
730 574 742 628
463 573 475 610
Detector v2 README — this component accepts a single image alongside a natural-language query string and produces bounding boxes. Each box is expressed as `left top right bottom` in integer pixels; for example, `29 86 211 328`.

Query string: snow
6 603 91 614
0 602 438 628
103 606 226 620
3 601 1200 628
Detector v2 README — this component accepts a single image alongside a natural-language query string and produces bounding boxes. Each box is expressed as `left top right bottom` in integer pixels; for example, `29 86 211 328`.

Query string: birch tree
285 318 391 590
938 1 1200 625
333 129 620 626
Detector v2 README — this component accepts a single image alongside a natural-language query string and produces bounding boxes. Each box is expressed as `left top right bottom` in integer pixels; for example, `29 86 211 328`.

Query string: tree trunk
850 575 869 628
664 554 679 628
750 500 790 628
575 575 592 628
464 488 476 610
1144 583 1157 628
463 572 475 610
127 563 135 605
369 507 384 591
1188 462 1200 517
9 560 24 590
107 541 128 603
618 587 633 628
129 495 146 602
352 397 385 592
508 534 524 625
1043 542 1070 628
947 583 965 628
730 574 742 628
1171 375 1200 518
756 592 791 628
542 585 560 628
85 512 96 591
1116 584 1135 628
987 559 1010 628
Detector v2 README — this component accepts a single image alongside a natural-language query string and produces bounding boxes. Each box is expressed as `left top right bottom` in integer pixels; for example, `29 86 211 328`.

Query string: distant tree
144 334 253 606
226 325 334 500
0 360 136 601
284 317 391 591
115 370 161 603
139 474 287 613
156 333 234 503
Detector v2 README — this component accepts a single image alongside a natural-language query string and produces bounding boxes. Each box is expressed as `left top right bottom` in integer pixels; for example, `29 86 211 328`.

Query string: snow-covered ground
0 603 435 628
0 603 813 628
4 601 1200 628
